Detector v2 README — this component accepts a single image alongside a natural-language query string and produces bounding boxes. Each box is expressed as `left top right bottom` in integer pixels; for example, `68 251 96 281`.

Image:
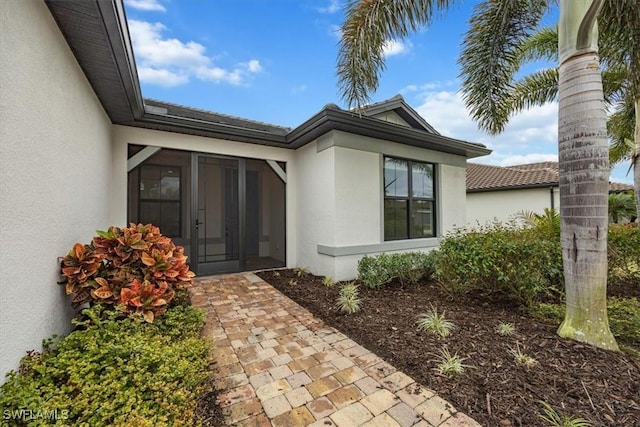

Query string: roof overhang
46 0 491 159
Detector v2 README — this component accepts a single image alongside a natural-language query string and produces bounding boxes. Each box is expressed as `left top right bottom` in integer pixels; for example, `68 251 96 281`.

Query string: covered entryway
127 146 286 275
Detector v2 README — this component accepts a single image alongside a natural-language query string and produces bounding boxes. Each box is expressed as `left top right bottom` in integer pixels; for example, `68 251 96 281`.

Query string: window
383 157 435 240
138 165 181 237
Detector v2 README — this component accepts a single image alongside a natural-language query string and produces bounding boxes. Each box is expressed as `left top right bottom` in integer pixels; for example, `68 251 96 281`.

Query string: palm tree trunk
556 53 618 350
634 98 640 221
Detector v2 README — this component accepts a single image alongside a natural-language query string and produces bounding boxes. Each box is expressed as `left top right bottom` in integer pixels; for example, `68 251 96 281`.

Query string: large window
383 157 435 240
138 165 181 237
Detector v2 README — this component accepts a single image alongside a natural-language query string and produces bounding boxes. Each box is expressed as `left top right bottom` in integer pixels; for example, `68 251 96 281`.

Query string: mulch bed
257 269 640 427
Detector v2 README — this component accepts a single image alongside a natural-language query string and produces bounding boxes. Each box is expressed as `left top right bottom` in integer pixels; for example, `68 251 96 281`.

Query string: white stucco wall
293 136 336 275
0 1 113 380
466 187 559 227
301 130 469 280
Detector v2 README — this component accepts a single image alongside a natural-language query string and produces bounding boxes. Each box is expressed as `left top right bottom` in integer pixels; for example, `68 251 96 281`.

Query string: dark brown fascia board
97 0 145 120
467 182 559 193
287 108 491 158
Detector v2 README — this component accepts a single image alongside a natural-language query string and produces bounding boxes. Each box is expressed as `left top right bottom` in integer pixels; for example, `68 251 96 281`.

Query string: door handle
195 219 201 229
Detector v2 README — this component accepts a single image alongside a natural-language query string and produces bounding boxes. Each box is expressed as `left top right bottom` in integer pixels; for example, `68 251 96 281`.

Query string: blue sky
123 0 632 183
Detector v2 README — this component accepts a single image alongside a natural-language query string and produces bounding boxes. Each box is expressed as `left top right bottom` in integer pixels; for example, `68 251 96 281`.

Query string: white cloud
382 39 412 57
137 67 188 87
409 83 559 165
128 19 262 87
125 0 165 12
317 0 341 14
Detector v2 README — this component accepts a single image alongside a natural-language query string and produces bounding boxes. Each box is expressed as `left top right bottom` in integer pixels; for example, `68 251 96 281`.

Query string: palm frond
509 68 558 113
337 0 456 109
516 26 558 64
608 95 636 164
459 0 550 135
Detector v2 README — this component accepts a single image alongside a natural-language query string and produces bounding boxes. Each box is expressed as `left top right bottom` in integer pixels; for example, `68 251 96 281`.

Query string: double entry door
193 154 259 275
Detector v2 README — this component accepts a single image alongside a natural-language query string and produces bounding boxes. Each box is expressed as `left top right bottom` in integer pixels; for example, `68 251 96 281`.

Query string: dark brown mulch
195 377 226 427
257 269 640 427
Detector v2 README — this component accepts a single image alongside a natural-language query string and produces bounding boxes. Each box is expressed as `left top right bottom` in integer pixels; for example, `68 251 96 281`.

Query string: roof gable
358 95 440 134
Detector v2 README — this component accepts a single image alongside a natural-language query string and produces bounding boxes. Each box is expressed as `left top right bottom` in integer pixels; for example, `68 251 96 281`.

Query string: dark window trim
138 164 183 238
383 156 436 241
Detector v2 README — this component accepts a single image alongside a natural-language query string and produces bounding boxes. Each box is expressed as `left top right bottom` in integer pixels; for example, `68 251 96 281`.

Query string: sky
123 0 633 184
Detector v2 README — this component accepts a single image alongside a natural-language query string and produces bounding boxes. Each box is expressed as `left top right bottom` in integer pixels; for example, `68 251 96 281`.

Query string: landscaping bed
257 269 640 426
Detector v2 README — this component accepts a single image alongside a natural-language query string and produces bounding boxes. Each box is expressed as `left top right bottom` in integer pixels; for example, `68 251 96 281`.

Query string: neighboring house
0 0 490 378
466 162 634 225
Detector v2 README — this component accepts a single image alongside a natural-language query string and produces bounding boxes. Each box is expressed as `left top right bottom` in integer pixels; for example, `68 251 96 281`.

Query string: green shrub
357 253 393 288
608 223 640 283
0 305 210 426
532 298 640 346
59 224 195 322
357 251 436 288
434 223 563 306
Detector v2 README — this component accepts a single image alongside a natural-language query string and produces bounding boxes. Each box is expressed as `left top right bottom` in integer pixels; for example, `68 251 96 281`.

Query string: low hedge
0 305 210 426
433 223 564 306
357 251 437 288
608 223 640 283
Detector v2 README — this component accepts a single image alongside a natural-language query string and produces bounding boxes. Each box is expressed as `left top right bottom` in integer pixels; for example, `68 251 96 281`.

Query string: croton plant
60 223 195 322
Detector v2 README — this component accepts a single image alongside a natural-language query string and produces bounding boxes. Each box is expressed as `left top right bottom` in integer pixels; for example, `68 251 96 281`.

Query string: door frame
191 153 246 275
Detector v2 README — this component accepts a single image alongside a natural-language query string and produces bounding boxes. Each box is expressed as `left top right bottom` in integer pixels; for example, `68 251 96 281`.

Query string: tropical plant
538 401 592 427
495 322 516 337
509 344 538 367
517 208 560 237
608 191 637 223
338 0 619 350
433 347 467 376
60 223 195 322
322 276 335 287
336 282 362 314
416 304 455 337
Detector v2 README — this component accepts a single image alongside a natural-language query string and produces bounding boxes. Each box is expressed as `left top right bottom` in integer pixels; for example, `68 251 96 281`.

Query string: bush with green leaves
608 223 640 283
357 251 436 288
0 305 210 426
434 223 564 306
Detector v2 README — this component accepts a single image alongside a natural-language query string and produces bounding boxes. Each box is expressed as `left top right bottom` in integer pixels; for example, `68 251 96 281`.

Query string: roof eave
288 109 491 158
467 182 559 193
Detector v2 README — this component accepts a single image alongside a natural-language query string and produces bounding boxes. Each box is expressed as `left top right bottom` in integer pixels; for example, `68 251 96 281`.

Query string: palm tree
608 192 637 223
338 0 618 350
461 1 639 221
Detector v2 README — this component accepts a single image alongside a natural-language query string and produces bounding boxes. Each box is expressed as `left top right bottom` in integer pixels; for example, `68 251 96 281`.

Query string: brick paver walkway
190 273 480 427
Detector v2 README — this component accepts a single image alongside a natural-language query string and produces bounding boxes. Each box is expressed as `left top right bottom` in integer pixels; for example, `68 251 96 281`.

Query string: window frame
383 156 436 241
137 164 182 238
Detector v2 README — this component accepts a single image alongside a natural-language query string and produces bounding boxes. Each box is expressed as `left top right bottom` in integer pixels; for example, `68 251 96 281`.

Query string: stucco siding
334 147 381 246
438 164 467 233
293 137 336 275
0 0 113 379
467 187 559 226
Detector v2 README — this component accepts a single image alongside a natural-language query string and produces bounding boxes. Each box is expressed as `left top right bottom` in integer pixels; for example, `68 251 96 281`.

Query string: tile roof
467 162 634 193
466 162 559 192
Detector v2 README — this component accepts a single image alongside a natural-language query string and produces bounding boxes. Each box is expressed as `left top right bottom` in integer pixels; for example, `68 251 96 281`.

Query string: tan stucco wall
0 0 113 379
466 187 559 227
